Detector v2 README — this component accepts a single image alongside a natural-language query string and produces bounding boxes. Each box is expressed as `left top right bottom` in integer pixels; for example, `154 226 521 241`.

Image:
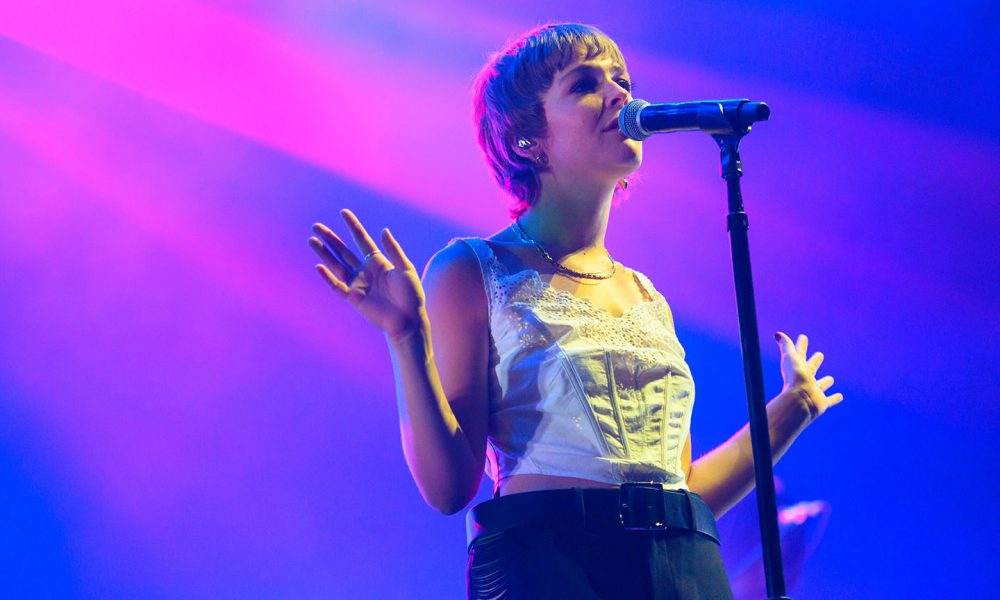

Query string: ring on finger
364 249 382 261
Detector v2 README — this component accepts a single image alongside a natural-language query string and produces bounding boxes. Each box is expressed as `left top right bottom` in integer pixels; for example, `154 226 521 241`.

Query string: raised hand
774 332 844 421
309 209 426 340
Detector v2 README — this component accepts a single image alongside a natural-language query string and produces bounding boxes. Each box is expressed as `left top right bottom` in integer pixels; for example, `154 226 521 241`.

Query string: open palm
774 332 844 421
309 209 425 340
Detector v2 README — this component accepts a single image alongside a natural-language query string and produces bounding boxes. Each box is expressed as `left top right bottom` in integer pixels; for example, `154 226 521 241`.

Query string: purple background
1 1 997 597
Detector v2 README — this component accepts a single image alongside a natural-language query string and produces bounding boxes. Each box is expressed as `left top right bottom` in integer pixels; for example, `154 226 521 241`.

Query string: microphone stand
712 127 792 600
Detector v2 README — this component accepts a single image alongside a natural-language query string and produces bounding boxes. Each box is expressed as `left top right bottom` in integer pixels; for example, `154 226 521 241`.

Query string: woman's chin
618 149 642 175
619 141 642 169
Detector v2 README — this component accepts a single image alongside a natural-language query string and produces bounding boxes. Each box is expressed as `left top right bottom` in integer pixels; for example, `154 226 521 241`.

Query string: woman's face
537 50 642 185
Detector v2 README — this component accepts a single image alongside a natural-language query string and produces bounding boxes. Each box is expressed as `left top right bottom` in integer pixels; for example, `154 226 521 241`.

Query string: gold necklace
513 219 617 281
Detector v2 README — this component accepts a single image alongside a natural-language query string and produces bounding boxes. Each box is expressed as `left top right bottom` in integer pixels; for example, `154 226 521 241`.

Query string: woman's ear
511 136 536 161
511 136 548 166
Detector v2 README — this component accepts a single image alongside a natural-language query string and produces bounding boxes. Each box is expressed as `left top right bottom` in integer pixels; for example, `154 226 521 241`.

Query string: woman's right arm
309 211 489 515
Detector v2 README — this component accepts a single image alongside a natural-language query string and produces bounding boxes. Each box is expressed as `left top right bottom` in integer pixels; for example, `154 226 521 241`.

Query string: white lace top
456 237 694 496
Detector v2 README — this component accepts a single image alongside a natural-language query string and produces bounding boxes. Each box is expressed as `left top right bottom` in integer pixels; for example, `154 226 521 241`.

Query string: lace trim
473 238 680 354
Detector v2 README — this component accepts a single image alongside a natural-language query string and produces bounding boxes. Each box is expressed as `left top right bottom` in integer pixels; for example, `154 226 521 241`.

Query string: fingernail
774 332 780 341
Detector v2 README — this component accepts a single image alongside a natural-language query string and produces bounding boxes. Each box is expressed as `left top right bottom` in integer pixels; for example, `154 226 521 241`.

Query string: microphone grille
619 99 650 141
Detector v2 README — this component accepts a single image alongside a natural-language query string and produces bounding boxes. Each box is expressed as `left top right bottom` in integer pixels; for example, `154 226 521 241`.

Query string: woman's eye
572 77 597 93
571 77 633 94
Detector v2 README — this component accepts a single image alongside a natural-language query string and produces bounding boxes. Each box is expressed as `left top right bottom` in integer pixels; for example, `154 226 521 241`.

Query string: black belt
466 483 720 550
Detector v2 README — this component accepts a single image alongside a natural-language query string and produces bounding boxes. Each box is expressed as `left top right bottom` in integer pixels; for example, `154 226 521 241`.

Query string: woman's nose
606 79 629 107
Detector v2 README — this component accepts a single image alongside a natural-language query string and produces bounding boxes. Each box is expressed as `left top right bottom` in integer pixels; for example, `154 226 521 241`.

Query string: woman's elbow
421 476 480 515
426 489 474 516
434 499 468 516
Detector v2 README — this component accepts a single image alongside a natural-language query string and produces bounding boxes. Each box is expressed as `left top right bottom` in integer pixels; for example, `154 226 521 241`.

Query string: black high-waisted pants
467 519 734 599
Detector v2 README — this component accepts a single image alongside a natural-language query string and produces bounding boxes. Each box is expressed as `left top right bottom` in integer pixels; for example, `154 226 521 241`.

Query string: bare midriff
499 474 620 496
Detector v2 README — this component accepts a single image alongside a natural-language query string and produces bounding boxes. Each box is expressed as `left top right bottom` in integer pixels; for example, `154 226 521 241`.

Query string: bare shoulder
422 239 483 290
421 239 488 326
423 239 480 279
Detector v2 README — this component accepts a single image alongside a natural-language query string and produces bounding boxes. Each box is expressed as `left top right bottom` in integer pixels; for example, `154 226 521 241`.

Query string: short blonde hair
472 23 627 218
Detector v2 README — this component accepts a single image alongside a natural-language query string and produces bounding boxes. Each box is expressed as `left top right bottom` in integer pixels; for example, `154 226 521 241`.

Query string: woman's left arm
685 331 844 519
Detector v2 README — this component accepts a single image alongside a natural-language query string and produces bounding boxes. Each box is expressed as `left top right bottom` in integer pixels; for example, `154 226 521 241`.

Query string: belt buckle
618 483 668 531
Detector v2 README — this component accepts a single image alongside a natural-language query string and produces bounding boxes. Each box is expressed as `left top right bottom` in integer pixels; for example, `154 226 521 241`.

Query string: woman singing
309 23 842 599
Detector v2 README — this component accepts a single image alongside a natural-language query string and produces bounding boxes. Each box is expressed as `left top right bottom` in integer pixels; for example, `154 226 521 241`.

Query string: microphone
618 99 770 140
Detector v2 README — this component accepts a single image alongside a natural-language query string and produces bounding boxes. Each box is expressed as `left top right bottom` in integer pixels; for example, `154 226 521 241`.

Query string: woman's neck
517 179 616 261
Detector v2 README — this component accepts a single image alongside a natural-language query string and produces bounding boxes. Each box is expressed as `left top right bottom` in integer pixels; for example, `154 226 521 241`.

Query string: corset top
454 237 695 495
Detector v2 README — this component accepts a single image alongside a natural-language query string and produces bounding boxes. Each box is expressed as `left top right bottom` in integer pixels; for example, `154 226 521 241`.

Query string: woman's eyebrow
557 63 626 85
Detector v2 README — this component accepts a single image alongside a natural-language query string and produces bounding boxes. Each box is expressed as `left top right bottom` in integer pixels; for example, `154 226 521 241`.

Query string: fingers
774 331 794 354
310 214 405 303
796 333 808 357
775 330 844 414
309 235 354 283
312 223 360 270
807 351 825 373
340 209 380 257
381 228 415 271
774 331 796 357
816 375 834 391
776 331 816 362
315 264 349 298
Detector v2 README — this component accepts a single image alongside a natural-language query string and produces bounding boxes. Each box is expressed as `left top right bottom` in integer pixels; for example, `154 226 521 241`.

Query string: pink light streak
2 0 996 425
0 0 500 231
